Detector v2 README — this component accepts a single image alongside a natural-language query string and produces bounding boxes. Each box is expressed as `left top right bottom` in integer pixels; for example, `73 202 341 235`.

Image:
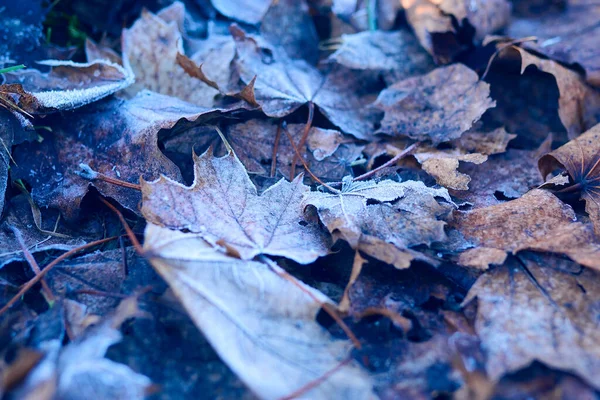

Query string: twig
271 122 283 177
279 357 352 400
260 256 362 350
8 225 55 302
352 143 417 182
290 102 314 179
76 163 141 191
281 126 340 193
98 197 144 255
0 236 118 316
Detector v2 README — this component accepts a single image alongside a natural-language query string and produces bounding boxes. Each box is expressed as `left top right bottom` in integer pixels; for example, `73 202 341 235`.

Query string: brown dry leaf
375 64 495 144
325 30 435 84
231 26 379 139
211 0 272 24
402 0 511 63
499 45 600 138
0 60 133 127
539 123 600 235
463 253 600 389
453 189 600 270
304 179 454 268
85 38 122 65
11 91 225 219
507 1 600 87
143 223 375 399
122 7 235 108
414 127 516 190
141 148 330 264
261 0 320 64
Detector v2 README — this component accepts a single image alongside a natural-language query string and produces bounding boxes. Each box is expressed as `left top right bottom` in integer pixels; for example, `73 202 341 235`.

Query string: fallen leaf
0 60 133 127
11 91 226 219
414 127 516 190
402 0 511 63
143 223 375 399
261 0 320 64
496 44 600 138
539 122 600 234
325 30 435 84
507 1 600 87
375 64 495 144
231 26 380 139
122 7 235 108
453 189 600 270
141 148 330 264
463 252 600 389
304 179 454 268
211 0 272 24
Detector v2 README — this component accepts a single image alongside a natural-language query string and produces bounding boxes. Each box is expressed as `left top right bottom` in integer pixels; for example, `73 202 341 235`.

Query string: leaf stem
290 102 314 180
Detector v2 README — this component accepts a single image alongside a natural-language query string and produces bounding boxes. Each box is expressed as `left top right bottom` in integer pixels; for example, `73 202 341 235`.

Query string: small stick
279 357 352 400
260 256 362 350
77 163 141 191
9 225 55 302
98 197 144 254
352 143 417 182
0 236 118 316
290 102 314 179
281 126 340 193
271 122 283 177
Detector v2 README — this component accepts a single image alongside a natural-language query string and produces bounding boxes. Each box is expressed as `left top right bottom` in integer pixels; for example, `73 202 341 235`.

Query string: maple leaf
143 223 375 399
402 0 511 63
507 2 600 87
453 189 600 270
304 179 454 268
539 123 600 235
0 60 133 128
325 30 434 84
463 252 600 390
374 64 495 144
11 91 227 220
230 26 380 140
122 6 235 108
141 148 330 264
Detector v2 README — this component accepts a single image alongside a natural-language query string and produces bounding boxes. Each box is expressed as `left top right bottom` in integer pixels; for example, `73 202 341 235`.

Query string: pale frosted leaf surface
141 149 330 264
375 64 495 144
464 253 600 390
122 8 234 108
231 28 378 139
211 0 271 24
143 223 375 400
326 30 434 83
1 59 133 126
11 91 225 219
304 180 453 268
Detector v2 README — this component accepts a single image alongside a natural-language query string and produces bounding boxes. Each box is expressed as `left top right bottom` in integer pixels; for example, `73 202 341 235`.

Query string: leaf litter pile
1 0 600 399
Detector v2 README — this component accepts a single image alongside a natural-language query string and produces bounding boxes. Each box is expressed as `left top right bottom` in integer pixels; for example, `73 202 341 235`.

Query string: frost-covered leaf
464 253 600 389
304 179 453 268
11 91 227 219
0 60 133 127
143 223 374 400
375 64 495 144
141 148 330 264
